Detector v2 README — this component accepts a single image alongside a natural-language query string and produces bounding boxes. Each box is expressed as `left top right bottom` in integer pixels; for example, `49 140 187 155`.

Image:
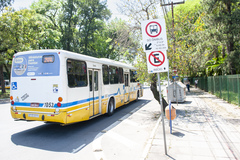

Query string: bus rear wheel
107 98 114 116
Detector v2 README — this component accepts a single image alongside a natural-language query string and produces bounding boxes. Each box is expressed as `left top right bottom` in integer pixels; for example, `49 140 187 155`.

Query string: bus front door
124 73 130 103
89 69 100 117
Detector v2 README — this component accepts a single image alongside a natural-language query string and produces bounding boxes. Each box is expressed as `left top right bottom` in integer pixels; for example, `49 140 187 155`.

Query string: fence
193 75 240 107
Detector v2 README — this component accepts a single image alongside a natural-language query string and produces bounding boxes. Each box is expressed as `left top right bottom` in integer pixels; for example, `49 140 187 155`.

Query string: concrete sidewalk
145 87 240 160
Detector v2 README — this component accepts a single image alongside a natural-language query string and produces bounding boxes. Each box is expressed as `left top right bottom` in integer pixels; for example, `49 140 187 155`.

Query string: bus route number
44 102 54 108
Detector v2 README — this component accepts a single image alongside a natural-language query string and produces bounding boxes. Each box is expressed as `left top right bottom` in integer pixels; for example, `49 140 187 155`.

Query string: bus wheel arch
107 97 115 116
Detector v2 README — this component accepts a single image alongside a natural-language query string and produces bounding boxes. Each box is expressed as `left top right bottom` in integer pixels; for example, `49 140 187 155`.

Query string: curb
141 113 162 160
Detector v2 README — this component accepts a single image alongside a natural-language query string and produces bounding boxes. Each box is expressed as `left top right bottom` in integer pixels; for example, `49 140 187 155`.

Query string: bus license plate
28 114 39 118
30 103 39 107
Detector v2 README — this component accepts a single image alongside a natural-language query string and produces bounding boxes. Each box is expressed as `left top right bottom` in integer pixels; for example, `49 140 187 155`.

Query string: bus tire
107 98 114 116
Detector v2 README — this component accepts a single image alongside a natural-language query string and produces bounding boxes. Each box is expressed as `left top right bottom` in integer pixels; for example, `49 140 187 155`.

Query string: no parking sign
146 50 168 73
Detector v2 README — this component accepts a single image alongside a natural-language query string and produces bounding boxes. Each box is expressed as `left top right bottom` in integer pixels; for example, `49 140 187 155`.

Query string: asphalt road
0 87 160 160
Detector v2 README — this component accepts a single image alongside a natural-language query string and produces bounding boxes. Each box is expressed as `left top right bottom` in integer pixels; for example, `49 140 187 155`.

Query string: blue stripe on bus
12 87 139 108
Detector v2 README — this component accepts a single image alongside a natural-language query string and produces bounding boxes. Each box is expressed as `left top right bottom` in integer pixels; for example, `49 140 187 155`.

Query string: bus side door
124 73 130 103
88 69 100 117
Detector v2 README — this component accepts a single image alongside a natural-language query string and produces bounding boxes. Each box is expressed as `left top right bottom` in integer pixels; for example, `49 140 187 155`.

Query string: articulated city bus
10 50 143 125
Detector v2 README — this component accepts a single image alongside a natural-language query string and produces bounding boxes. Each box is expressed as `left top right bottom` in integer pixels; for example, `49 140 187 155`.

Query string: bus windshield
12 52 60 77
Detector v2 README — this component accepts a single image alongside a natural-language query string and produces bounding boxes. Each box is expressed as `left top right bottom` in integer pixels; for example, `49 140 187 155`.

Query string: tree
201 0 240 75
93 19 139 62
0 7 61 93
0 0 13 12
32 0 112 56
119 0 169 106
76 0 111 55
165 0 204 77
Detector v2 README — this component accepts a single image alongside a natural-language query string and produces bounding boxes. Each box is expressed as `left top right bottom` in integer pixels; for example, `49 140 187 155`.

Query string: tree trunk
150 75 168 113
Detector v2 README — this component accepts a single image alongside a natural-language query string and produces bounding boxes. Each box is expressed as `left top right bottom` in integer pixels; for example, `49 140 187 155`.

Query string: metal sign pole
157 73 167 155
167 59 170 127
167 59 170 101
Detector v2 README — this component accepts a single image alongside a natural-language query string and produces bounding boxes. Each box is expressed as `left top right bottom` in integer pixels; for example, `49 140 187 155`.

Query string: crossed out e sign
146 51 168 73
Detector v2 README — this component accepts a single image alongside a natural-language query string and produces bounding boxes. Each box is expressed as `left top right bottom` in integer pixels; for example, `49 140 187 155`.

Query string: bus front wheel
107 98 114 116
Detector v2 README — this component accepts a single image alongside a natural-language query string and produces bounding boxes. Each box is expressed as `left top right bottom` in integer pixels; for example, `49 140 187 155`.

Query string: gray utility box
167 81 186 103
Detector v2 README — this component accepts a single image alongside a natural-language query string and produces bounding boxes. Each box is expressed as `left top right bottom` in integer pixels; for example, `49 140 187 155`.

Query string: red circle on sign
145 21 162 38
148 51 165 67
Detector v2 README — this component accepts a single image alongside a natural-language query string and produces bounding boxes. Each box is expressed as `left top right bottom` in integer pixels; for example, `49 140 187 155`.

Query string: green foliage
164 0 240 78
200 0 240 75
0 0 13 11
0 8 61 56
30 0 136 61
205 56 226 76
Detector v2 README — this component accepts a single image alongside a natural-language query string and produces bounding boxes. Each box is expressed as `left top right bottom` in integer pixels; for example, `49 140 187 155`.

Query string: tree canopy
0 0 239 94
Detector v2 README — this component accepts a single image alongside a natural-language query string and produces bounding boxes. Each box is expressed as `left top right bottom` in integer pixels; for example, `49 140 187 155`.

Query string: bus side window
67 59 87 88
102 65 109 85
130 70 138 82
109 66 119 84
119 68 124 84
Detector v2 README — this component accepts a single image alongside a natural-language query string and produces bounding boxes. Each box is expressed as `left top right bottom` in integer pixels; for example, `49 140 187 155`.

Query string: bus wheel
107 99 114 116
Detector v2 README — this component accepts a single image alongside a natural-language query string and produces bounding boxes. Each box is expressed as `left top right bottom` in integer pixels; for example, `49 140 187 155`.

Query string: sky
11 0 127 20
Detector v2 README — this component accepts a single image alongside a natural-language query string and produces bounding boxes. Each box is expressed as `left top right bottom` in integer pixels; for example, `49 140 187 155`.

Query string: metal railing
193 75 240 106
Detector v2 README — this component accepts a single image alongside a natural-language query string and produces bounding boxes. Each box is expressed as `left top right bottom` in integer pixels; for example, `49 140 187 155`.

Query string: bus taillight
11 101 14 105
10 96 13 100
57 102 61 107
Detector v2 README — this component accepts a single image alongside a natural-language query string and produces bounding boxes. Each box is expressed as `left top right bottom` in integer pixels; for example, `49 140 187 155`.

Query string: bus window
130 70 138 82
119 68 124 84
109 66 119 84
67 59 87 87
89 70 92 91
12 53 59 77
102 65 109 85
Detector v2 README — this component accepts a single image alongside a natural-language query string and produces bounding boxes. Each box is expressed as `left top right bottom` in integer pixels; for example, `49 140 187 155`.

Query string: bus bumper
10 107 67 124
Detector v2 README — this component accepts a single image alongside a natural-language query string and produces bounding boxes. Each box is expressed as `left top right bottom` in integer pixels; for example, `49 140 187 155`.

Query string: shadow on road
11 99 151 153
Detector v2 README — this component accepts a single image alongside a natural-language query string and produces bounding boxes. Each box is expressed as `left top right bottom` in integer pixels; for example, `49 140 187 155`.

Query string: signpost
141 18 168 155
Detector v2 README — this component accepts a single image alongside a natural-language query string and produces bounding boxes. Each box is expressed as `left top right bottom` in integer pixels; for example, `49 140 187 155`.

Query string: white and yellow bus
10 50 143 125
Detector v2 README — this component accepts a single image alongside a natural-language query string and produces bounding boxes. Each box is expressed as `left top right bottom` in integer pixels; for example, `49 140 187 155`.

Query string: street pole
161 0 184 105
157 73 167 155
161 0 185 57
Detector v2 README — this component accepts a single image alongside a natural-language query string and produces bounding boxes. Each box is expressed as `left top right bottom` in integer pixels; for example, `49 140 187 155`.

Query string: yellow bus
10 50 143 125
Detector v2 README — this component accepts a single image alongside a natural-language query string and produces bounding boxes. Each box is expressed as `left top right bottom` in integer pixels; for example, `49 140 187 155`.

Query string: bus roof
14 49 136 70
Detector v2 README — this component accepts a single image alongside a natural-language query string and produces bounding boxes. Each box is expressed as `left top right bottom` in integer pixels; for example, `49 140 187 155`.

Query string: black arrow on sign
145 43 152 50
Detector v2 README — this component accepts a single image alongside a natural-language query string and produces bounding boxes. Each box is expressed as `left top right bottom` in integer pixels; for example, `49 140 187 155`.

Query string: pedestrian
195 79 198 88
186 80 190 92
